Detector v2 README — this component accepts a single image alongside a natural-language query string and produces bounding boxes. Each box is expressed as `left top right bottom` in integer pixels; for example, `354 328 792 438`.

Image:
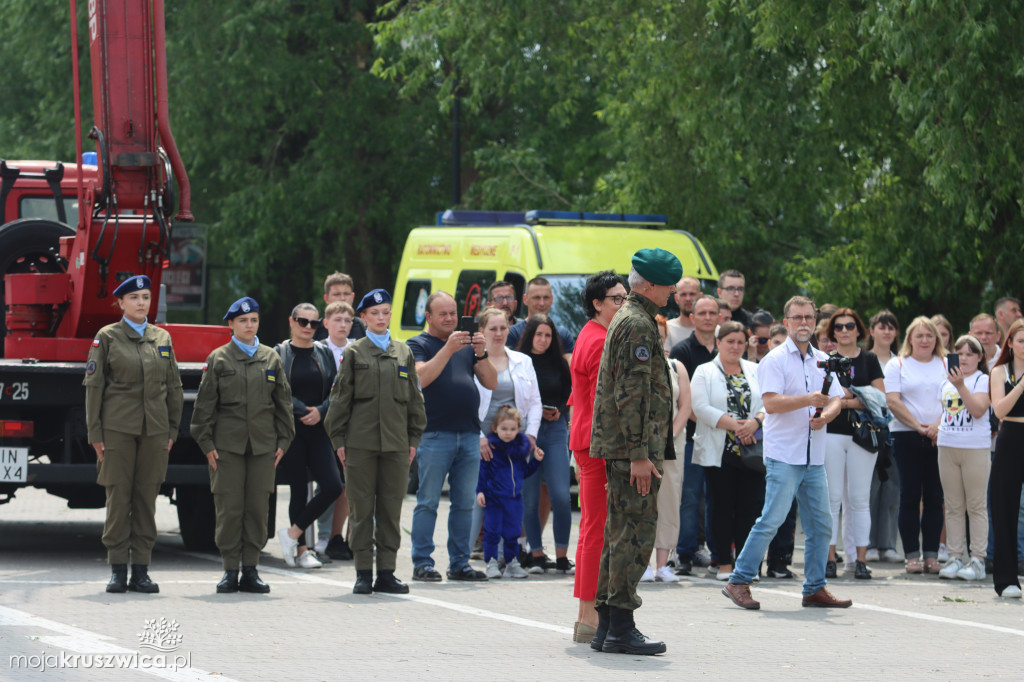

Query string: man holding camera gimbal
723 296 853 610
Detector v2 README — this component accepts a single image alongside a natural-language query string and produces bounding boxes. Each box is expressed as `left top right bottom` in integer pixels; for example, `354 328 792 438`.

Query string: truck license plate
1 447 28 482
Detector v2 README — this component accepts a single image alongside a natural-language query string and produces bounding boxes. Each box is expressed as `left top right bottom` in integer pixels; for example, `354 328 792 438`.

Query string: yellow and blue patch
265 369 277 383
398 365 409 379
158 345 171 358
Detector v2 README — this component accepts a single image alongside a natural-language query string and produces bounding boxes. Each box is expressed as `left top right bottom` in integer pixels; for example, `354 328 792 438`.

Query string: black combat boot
216 570 239 593
601 607 666 655
353 569 373 595
128 565 159 593
372 570 409 594
106 564 128 593
589 604 610 652
239 566 270 593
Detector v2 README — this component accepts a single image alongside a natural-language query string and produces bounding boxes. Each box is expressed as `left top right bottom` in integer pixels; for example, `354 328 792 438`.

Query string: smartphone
457 316 478 335
542 404 556 411
947 353 960 371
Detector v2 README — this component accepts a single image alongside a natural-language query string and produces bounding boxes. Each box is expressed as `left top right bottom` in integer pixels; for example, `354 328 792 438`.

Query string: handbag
738 439 765 474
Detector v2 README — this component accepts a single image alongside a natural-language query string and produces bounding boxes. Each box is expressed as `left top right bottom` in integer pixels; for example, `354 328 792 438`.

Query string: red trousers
573 448 608 600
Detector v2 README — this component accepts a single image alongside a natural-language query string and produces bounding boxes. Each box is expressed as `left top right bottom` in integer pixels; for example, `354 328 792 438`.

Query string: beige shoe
573 622 597 643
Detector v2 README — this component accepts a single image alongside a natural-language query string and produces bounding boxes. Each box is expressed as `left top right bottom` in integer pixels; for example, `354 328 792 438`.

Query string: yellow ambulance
390 210 720 341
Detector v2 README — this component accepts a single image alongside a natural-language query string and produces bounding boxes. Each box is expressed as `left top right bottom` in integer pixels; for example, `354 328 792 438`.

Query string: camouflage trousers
595 458 662 611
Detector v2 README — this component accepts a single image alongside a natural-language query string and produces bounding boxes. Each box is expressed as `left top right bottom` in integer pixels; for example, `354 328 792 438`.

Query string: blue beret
112 275 152 297
357 288 392 313
632 248 682 286
223 296 260 321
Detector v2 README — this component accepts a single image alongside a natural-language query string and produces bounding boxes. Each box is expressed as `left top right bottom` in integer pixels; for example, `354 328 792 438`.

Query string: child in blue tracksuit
477 406 544 579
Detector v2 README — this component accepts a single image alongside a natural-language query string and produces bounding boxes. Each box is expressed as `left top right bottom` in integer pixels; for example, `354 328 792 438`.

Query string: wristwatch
754 416 763 428
473 349 489 363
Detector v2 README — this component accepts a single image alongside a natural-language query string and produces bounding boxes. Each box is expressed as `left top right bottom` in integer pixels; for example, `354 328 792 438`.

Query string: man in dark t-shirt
407 292 497 583
668 295 719 573
505 277 575 359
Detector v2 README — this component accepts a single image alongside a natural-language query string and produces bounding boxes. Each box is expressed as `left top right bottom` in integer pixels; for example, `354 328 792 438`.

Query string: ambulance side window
455 270 494 320
401 280 432 329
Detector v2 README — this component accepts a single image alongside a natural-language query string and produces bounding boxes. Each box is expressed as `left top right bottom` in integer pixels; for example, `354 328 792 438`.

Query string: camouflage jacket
589 291 675 461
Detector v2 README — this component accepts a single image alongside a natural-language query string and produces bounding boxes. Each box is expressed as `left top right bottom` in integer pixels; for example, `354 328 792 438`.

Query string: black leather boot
106 564 128 593
239 566 270 594
372 570 409 594
353 569 373 595
128 565 159 593
217 570 239 593
601 607 666 655
589 605 610 652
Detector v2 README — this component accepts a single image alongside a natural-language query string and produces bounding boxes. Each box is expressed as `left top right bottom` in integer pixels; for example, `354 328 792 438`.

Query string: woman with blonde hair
884 316 947 574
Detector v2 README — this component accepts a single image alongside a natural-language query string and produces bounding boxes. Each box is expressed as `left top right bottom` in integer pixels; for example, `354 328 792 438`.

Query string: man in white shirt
995 297 1022 343
723 296 851 610
666 276 701 347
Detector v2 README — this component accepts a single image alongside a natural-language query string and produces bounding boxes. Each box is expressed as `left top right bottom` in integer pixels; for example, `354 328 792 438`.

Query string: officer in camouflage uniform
590 249 681 656
325 289 427 595
84 274 183 594
191 297 294 594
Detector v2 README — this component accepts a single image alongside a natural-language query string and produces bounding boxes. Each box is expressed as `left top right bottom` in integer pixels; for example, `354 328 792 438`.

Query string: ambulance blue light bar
524 210 667 226
438 210 527 226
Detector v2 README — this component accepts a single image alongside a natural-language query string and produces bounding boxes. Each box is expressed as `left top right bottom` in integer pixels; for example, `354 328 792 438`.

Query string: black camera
817 353 853 388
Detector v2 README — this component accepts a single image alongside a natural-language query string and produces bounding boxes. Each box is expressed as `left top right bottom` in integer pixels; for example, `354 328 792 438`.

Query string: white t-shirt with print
936 371 991 449
883 355 946 432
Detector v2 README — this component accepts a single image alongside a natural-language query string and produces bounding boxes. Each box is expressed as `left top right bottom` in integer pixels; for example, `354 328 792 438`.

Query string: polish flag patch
92 338 100 347
202 362 208 371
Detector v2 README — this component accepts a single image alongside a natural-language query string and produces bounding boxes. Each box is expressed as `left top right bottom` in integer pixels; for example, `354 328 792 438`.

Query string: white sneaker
1000 585 1022 598
277 528 298 567
938 543 950 562
655 566 679 583
504 558 529 579
314 538 328 555
956 557 985 581
640 566 655 582
715 570 731 581
485 558 502 579
938 558 964 580
865 548 880 562
882 549 902 562
296 549 322 569
693 547 712 567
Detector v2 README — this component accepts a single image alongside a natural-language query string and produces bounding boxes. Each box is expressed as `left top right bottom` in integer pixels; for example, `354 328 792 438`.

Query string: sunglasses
834 322 858 332
755 337 769 344
293 316 322 329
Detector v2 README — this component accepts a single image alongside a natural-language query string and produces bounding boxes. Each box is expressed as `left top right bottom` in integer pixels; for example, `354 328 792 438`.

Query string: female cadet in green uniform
190 297 295 594
325 289 426 595
83 274 184 594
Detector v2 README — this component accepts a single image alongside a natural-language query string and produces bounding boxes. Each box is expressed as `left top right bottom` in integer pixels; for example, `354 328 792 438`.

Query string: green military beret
631 248 682 286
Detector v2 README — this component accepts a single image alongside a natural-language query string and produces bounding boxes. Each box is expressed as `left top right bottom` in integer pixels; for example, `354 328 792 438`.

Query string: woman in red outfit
569 270 626 643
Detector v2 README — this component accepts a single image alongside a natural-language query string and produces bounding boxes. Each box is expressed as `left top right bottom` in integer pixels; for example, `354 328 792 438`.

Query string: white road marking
0 604 238 681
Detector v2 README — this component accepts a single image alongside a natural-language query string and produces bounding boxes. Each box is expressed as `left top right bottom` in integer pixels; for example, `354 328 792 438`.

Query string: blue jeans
676 441 715 560
730 459 833 597
411 430 480 571
523 416 572 551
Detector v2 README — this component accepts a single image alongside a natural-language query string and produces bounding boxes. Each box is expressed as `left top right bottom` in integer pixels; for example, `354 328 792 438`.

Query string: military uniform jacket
589 292 675 462
190 341 295 455
83 320 184 442
324 337 426 452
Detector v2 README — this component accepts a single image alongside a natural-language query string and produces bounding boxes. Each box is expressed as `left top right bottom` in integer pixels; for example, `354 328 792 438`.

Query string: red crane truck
0 0 227 549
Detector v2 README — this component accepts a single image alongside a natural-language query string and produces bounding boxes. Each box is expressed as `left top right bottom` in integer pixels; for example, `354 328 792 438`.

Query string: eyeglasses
834 322 858 332
490 296 516 303
602 294 627 305
720 286 745 294
787 315 815 323
293 316 321 329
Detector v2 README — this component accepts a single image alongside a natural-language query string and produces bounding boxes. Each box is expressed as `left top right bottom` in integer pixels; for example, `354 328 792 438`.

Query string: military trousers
97 431 170 565
595 458 662 611
209 446 275 570
346 448 409 572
